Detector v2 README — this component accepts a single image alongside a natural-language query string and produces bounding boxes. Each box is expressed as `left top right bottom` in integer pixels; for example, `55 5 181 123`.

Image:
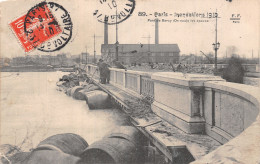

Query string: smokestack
155 19 159 44
104 22 108 44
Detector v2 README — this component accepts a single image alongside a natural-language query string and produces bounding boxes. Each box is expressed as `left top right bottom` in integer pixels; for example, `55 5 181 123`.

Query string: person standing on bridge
97 59 110 84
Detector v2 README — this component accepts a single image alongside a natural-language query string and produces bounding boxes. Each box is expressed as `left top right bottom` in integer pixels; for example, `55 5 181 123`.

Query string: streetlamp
212 42 220 70
212 10 220 72
115 6 119 61
86 46 88 64
92 34 102 64
115 41 119 61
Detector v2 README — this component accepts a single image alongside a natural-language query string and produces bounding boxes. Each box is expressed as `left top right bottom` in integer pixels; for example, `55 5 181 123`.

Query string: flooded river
0 72 128 151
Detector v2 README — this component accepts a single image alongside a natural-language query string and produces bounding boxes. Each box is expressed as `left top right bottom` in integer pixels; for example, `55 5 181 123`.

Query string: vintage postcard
0 0 259 163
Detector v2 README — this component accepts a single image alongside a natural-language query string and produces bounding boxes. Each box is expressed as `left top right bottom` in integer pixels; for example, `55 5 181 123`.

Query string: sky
0 0 259 58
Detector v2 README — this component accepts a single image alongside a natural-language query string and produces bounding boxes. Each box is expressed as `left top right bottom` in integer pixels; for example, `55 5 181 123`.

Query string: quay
86 64 260 164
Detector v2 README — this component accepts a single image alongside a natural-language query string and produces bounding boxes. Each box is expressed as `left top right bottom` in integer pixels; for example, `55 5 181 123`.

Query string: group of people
97 59 127 84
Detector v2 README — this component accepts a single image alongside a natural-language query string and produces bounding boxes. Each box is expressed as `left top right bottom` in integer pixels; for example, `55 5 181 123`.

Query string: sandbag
104 126 146 147
87 85 99 91
73 85 100 100
56 81 65 87
66 88 72 96
36 133 88 157
103 126 146 163
80 137 140 164
85 90 111 109
21 150 80 164
85 84 99 91
73 91 87 100
2 152 31 164
59 75 69 82
69 80 78 87
80 86 100 94
0 144 21 163
71 86 84 99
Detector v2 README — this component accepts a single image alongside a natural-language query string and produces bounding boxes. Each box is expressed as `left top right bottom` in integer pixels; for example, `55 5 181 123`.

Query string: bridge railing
87 64 260 163
86 65 154 97
203 82 259 143
140 74 154 98
125 72 138 92
192 81 260 163
108 68 154 97
150 72 260 163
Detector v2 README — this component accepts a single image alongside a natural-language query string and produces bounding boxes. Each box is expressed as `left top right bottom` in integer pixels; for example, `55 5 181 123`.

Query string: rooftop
101 44 180 53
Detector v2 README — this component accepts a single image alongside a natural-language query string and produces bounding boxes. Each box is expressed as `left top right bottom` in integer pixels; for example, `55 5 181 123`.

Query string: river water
0 72 128 151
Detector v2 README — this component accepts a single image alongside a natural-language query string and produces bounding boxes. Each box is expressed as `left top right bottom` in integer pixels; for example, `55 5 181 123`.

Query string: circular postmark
24 2 73 52
93 0 135 25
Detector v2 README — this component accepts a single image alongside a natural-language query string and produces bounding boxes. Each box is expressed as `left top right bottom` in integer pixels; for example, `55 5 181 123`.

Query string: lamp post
212 42 220 70
212 10 220 72
141 34 151 63
86 46 88 64
115 6 119 61
92 34 102 64
115 41 119 61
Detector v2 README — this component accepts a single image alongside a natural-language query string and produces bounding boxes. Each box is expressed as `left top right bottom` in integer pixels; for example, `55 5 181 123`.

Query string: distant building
101 44 180 64
11 57 26 66
40 55 51 65
87 55 101 64
10 54 77 67
71 54 80 59
101 18 180 64
0 57 10 67
49 56 61 66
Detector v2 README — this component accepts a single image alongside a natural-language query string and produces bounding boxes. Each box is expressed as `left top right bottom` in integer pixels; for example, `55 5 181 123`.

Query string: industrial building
101 21 180 64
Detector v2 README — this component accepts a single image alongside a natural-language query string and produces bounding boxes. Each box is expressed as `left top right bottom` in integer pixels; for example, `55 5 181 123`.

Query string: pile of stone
56 73 86 91
57 73 111 110
128 63 215 74
178 65 215 74
122 93 153 119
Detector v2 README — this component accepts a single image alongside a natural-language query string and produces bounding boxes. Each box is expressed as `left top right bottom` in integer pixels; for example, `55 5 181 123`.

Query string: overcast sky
0 0 259 58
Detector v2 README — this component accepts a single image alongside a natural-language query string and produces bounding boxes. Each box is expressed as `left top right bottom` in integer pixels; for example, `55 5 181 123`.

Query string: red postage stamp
9 2 62 52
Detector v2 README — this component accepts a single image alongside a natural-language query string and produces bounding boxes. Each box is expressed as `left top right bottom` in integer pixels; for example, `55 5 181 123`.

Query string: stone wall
192 81 260 164
204 81 259 143
151 72 224 134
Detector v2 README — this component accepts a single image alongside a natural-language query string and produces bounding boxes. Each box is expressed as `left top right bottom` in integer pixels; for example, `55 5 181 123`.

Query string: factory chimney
155 19 159 44
104 21 108 44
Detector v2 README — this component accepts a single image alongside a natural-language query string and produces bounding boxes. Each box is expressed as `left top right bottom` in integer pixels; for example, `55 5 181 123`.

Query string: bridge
86 64 260 163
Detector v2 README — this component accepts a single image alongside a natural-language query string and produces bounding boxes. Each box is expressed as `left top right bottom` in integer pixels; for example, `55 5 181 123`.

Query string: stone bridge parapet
86 64 260 163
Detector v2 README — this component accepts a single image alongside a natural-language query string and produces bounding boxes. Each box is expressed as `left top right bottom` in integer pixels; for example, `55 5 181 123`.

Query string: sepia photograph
0 0 259 163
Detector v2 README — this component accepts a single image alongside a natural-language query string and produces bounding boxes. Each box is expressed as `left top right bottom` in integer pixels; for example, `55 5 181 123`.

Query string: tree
222 56 244 83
